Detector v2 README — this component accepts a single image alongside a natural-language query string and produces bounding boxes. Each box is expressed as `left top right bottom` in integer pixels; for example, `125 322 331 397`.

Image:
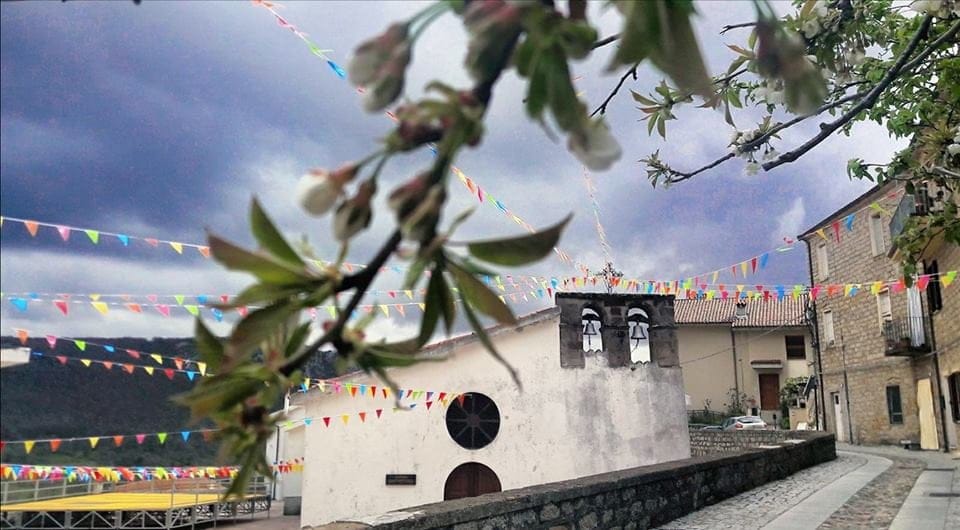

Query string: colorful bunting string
1 463 241 483
582 167 614 265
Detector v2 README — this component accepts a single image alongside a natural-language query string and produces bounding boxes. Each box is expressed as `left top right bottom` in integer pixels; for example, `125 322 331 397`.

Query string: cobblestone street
658 445 959 530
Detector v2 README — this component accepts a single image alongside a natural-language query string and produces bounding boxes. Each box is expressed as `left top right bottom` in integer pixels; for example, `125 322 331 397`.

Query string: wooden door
917 378 939 450
443 463 501 501
759 374 780 410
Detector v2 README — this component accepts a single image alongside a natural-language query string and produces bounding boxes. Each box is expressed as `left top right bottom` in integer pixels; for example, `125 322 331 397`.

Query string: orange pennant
24 220 40 236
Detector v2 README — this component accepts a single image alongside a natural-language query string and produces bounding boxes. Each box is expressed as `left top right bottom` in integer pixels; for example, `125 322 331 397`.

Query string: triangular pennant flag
180 431 191 442
16 329 28 345
11 298 28 312
126 303 142 313
358 412 367 422
74 340 86 351
943 270 957 287
80 359 92 367
916 275 931 290
24 220 40 237
816 228 828 240
150 354 163 365
375 409 383 418
91 301 109 315
135 434 146 445
113 436 124 447
831 220 841 243
56 226 71 241
123 364 135 374
116 234 130 246
144 366 155 376
844 214 855 231
84 230 100 244
322 417 331 427
54 300 68 315
341 414 349 425
145 238 159 247
304 418 313 426
169 242 183 254
186 371 197 381
426 401 433 410
184 305 199 316
157 433 168 444
174 295 185 305
126 349 141 359
50 439 62 452
102 361 113 370
24 440 35 454
46 335 57 348
197 362 207 376
163 368 175 380
103 345 114 353
173 357 184 370
379 304 389 316
198 246 211 258
457 394 466 407
88 437 100 449
349 385 358 397
156 304 171 317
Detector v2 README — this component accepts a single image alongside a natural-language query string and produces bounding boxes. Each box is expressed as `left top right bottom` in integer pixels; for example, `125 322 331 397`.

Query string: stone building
277 292 690 527
675 296 814 427
800 182 959 450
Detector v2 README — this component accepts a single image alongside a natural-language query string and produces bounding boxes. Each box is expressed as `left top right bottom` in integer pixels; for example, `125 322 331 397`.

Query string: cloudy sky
0 1 903 339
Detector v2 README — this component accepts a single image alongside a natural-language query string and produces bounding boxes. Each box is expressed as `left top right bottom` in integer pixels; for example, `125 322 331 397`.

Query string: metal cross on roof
592 261 623 294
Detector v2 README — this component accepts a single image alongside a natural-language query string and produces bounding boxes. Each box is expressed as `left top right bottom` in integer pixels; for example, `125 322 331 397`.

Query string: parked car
700 425 723 431
720 416 767 430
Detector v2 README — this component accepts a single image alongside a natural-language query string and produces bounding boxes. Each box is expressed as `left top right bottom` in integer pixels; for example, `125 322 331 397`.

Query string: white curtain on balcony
907 287 925 347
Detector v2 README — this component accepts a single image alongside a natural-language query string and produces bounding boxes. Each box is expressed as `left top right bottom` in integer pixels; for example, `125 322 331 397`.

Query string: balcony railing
883 316 932 356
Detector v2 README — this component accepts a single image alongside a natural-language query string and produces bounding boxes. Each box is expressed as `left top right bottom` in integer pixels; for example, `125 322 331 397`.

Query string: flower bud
388 173 430 221
333 179 376 242
298 169 344 216
567 119 622 171
348 23 408 86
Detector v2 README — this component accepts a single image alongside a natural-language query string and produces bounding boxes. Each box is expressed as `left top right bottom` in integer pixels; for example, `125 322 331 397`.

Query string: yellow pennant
740 262 748 276
150 353 163 365
169 242 184 254
88 437 100 449
89 294 101 301
144 366 155 376
91 301 109 315
341 414 350 425
81 359 92 367
816 228 828 240
197 362 207 376
379 304 389 316
24 440 35 454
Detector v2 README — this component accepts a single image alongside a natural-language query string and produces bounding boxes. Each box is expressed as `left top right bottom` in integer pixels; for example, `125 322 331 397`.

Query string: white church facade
277 292 691 527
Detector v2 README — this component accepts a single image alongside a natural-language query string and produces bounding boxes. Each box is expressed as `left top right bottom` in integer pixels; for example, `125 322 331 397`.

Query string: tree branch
590 63 638 117
720 21 756 35
591 33 620 50
762 16 954 171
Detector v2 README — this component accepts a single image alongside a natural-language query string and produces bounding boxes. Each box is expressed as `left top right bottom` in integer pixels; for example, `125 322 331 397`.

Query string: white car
721 416 768 430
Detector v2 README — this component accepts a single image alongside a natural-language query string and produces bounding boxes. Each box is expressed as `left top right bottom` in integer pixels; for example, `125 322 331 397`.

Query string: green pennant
74 340 86 351
174 295 185 305
184 305 199 316
157 432 168 444
84 230 100 244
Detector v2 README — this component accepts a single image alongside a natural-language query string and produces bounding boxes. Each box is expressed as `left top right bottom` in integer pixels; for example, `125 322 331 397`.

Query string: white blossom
910 0 943 14
743 162 760 176
801 19 821 38
568 120 622 171
297 170 344 216
947 143 960 156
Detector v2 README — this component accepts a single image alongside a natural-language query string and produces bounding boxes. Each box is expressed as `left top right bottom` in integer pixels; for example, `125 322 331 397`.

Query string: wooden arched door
443 462 501 500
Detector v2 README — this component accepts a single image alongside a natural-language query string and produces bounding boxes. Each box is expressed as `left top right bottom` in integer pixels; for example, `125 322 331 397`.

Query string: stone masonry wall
931 241 960 449
320 433 835 530
688 429 823 456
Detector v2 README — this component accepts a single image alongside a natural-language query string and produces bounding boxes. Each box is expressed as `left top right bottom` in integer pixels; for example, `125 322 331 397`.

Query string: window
785 335 806 359
876 290 892 331
823 310 836 345
948 373 960 423
869 215 886 256
445 393 500 449
816 243 829 280
927 260 943 313
886 385 903 424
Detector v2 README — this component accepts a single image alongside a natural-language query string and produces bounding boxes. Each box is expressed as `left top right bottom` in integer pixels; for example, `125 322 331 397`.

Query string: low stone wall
689 429 824 456
320 432 835 530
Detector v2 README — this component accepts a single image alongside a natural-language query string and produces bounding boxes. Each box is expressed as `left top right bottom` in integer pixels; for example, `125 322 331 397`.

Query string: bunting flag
582 168 614 265
0 463 244 483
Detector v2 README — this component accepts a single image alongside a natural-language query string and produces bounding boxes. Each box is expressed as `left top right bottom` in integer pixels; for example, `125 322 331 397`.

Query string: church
273 292 691 527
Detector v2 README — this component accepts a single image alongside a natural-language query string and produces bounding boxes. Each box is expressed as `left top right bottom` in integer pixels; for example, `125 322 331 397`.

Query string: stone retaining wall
689 429 824 456
320 432 835 530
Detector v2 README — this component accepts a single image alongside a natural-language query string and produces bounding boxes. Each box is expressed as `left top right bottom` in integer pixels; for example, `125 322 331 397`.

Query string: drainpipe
836 316 855 444
803 238 828 431
730 326 740 401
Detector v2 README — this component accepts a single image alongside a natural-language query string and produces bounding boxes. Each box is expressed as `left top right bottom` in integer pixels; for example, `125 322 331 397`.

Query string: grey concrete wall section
557 293 678 369
689 430 827 456
321 432 836 530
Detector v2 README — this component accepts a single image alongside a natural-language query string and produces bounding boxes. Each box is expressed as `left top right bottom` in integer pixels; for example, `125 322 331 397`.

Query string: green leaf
434 267 457 336
404 257 429 290
631 90 656 105
461 297 521 388
647 1 712 99
467 214 572 267
646 113 658 135
209 234 310 285
448 260 516 325
228 300 302 359
284 322 313 359
249 198 305 266
215 283 307 310
419 269 446 344
195 319 225 372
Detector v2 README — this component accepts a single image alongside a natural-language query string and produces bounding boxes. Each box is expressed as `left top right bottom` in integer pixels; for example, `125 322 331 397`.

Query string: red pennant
375 409 383 418
54 300 69 315
163 368 175 380
438 392 447 401
156 304 171 317
220 295 230 304
457 394 466 407
358 412 367 422
751 257 758 273
56 355 68 365
126 349 141 359
322 417 331 427
892 279 906 293
382 388 389 399
113 436 124 447
0 441 5 453
198 246 211 258
24 220 40 237
102 361 113 371
145 238 159 247
123 364 135 374
147 294 159 303
350 386 358 397
125 303 142 313
49 439 62 452
16 329 28 345
426 401 433 410
237 306 248 317
135 434 146 444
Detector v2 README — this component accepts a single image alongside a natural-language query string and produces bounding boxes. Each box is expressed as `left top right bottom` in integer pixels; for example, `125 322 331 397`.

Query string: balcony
883 317 932 356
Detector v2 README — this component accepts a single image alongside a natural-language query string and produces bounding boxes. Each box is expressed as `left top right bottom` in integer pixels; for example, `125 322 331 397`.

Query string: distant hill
0 336 339 467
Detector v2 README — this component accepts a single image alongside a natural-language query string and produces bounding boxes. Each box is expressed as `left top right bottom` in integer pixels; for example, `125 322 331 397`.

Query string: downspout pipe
923 270 949 453
803 238 828 431
730 326 740 404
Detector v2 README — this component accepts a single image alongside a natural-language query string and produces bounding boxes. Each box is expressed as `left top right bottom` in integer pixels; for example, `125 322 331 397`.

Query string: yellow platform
0 492 232 511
